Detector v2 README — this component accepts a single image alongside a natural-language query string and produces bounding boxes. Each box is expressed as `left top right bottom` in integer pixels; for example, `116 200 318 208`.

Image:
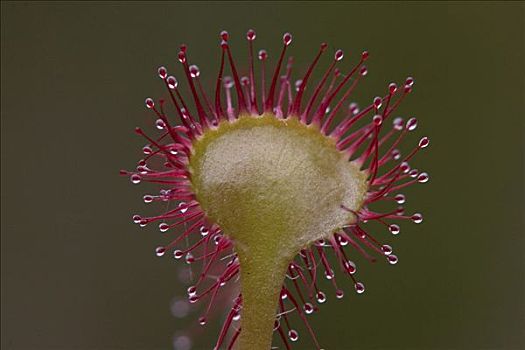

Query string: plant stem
235 249 289 350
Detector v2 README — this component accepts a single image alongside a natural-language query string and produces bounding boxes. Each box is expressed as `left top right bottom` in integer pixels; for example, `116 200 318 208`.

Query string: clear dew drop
155 246 166 257
406 117 418 131
418 172 429 183
155 119 166 130
295 79 303 92
143 195 153 203
360 66 368 76
185 252 195 264
246 29 256 41
338 235 348 246
392 149 401 161
355 282 365 294
178 202 188 213
335 49 344 61
419 136 430 148
288 329 299 342
344 260 356 274
304 302 314 314
158 66 167 79
145 97 154 109
198 316 206 326
335 289 345 299
373 96 383 109
159 223 169 232
142 145 152 155
199 226 209 237
233 310 241 321
281 290 288 300
388 254 399 265
178 51 186 64
258 49 268 61
395 194 406 204
130 174 141 184
373 114 383 126
349 102 359 115
316 291 327 304
188 295 198 304
173 250 184 259
324 270 334 280
412 213 423 224
167 76 178 89
187 286 197 296
223 76 234 89
393 117 404 130
189 65 200 78
381 244 393 255
132 215 142 224
283 32 293 46
389 82 398 94
389 224 400 235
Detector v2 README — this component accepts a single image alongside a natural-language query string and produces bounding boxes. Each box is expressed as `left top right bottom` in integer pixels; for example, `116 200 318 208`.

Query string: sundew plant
122 30 429 349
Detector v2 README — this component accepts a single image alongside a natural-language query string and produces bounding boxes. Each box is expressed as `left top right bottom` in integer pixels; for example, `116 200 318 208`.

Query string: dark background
1 1 524 349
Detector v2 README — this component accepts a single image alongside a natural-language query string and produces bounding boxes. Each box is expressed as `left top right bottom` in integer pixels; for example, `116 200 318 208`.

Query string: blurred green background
1 1 524 349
